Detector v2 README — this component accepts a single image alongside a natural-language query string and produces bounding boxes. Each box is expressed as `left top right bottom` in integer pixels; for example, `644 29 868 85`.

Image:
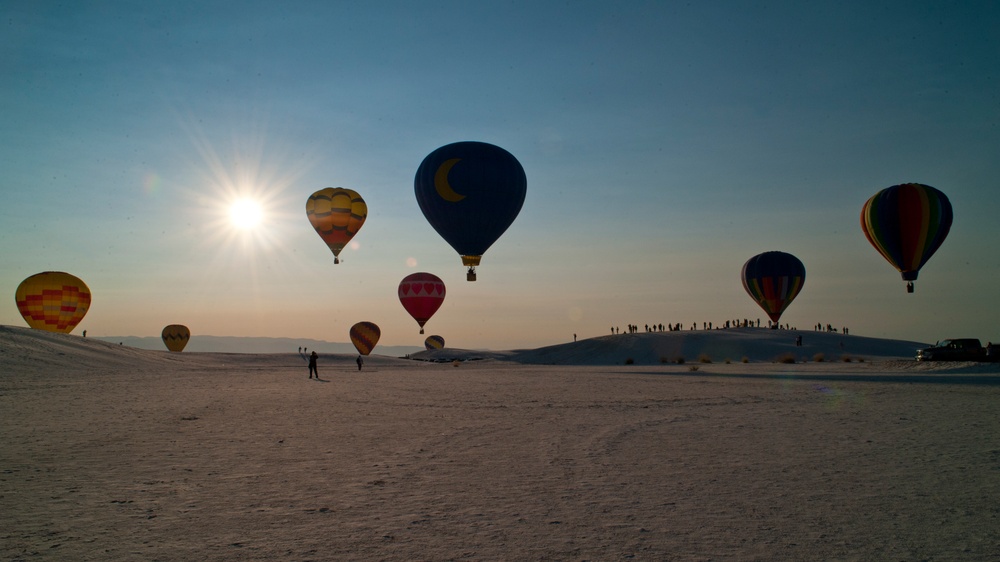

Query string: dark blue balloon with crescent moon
415 141 527 280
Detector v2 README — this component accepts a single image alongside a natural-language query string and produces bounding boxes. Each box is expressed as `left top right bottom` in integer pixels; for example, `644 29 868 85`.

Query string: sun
229 198 264 230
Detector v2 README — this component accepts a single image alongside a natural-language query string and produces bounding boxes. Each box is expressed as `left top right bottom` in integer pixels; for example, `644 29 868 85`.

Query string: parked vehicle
916 339 997 362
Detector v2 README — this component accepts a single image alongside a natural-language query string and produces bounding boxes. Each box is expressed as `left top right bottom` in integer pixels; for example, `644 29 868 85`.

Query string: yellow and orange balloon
15 271 91 334
161 324 191 352
306 187 367 264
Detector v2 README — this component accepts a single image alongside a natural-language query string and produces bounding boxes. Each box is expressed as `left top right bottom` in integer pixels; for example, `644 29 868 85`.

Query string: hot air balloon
414 141 526 281
306 187 368 264
424 335 445 350
350 321 381 356
398 272 446 334
741 251 806 326
161 324 191 352
861 183 953 293
15 271 91 333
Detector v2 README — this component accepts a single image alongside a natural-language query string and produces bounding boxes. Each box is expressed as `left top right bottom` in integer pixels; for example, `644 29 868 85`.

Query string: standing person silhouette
308 351 319 379
356 355 364 371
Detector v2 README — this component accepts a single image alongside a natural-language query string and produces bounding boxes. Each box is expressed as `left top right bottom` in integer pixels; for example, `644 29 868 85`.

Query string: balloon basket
461 256 481 281
907 282 914 293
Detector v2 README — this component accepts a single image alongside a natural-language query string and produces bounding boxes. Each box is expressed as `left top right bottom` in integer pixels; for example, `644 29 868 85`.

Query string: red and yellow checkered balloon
15 271 91 334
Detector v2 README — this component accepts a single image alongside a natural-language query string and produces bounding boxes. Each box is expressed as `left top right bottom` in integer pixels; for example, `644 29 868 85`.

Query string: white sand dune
414 328 930 365
2 324 999 561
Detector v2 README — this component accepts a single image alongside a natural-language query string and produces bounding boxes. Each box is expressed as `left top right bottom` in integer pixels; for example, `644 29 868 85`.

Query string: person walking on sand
308 351 319 379
356 355 364 371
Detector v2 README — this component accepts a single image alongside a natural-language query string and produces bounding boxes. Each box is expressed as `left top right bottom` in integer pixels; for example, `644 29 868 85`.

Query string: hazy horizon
2 323 933 363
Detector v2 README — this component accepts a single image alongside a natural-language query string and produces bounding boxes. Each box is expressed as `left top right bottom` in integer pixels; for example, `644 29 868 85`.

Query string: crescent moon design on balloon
434 158 465 202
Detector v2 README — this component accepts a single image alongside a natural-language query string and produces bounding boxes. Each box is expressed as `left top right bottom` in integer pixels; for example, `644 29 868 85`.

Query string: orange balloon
161 324 191 352
306 187 367 264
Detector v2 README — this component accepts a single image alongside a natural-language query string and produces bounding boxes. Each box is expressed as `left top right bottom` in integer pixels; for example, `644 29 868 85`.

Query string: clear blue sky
2 1 998 350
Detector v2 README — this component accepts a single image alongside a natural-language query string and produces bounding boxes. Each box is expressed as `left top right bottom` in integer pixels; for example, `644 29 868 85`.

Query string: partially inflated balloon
306 187 368 264
861 183 952 293
350 321 381 356
414 141 526 280
424 335 445 350
161 324 191 352
15 271 91 333
741 252 806 324
398 272 446 334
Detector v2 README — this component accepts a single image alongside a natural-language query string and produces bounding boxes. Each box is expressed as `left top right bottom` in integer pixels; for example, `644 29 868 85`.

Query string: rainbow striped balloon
741 252 806 324
861 183 952 293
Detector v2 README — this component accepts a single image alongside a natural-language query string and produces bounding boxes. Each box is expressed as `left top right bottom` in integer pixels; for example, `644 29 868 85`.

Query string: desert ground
2 325 999 561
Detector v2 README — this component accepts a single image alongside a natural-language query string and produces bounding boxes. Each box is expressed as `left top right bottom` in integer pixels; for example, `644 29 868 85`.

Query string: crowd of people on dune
609 319 851 335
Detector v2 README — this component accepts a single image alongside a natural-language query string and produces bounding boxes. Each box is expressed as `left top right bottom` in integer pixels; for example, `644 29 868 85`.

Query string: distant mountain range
94 335 424 357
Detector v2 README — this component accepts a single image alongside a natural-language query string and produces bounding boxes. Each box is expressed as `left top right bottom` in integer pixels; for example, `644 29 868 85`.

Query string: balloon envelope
15 271 91 333
861 183 952 292
424 335 445 350
741 252 806 324
350 321 381 356
161 324 191 352
398 272 446 334
306 187 368 264
414 141 526 280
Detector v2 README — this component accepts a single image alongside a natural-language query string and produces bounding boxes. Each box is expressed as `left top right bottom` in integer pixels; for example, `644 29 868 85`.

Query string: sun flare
229 198 264 230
